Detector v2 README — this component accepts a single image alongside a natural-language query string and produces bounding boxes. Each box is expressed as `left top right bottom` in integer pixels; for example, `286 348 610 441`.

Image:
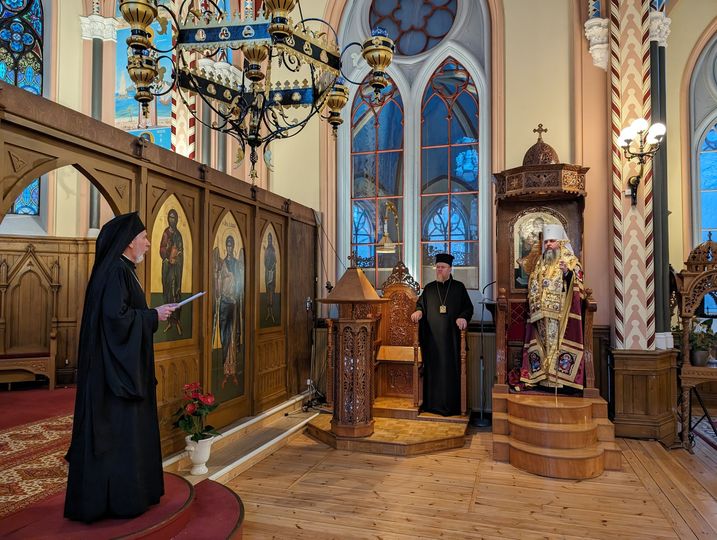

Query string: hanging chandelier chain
119 0 395 180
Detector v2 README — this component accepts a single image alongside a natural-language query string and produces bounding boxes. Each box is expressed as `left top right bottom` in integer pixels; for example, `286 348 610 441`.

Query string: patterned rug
692 415 717 452
0 414 71 518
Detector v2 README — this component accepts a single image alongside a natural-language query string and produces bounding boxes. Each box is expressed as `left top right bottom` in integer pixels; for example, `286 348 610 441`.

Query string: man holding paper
65 212 177 522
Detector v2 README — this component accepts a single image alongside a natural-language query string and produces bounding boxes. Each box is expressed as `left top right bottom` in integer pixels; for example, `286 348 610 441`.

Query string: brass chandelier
119 0 395 180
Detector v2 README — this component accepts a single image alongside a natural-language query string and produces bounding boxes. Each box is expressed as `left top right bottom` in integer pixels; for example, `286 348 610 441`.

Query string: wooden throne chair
374 262 422 408
490 130 618 479
372 261 468 416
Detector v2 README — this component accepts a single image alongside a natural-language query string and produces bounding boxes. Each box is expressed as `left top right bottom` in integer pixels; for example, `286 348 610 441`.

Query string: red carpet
0 414 72 518
0 387 76 430
0 473 193 539
0 474 244 539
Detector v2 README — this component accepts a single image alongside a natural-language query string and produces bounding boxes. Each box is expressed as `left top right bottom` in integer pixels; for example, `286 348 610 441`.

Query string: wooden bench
0 330 57 390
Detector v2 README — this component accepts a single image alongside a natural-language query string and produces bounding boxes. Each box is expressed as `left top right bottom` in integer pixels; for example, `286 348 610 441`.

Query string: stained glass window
369 0 457 57
351 76 404 288
10 178 39 214
1 0 43 216
700 123 717 242
420 58 479 287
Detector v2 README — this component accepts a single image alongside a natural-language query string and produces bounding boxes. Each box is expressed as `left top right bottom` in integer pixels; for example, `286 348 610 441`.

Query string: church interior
1 0 717 538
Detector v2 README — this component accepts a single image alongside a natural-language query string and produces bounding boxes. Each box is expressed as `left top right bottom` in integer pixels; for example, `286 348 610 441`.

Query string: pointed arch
334 0 492 300
349 72 405 287
689 30 717 250
418 56 479 285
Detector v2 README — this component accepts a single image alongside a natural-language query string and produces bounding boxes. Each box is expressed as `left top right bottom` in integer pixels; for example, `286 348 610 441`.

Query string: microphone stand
471 280 496 428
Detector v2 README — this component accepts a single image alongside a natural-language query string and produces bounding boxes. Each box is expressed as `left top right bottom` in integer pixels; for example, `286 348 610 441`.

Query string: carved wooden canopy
676 237 717 318
494 132 588 201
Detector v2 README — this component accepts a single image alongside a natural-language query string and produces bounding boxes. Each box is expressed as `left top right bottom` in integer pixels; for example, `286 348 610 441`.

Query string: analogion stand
317 258 387 438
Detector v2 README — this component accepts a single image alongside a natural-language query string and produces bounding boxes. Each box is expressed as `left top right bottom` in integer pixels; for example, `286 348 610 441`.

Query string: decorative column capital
584 17 609 71
79 14 118 42
649 11 671 47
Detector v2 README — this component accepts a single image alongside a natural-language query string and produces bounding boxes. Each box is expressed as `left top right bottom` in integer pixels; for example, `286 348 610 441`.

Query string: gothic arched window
1 0 43 215
350 76 404 287
420 58 479 285
698 123 717 242
338 1 490 299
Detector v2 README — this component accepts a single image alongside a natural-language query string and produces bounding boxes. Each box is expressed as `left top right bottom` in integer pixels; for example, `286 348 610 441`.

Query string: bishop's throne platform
307 261 470 456
489 133 621 480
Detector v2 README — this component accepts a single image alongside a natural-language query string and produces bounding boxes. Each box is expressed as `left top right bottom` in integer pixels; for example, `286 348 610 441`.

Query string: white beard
134 254 145 264
543 248 558 263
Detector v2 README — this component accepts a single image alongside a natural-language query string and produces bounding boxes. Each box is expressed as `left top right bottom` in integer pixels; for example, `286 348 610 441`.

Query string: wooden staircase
492 393 621 479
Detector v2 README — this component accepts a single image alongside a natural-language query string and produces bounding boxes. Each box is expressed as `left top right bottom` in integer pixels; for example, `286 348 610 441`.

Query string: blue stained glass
700 151 717 190
352 106 377 153
11 178 39 215
422 147 449 194
2 0 42 215
703 126 717 151
352 154 376 198
378 151 403 196
377 100 403 150
370 0 457 56
701 192 717 229
451 92 478 143
352 201 376 244
422 196 450 241
451 193 478 240
453 145 478 191
445 241 477 267
422 95 449 146
5 0 28 10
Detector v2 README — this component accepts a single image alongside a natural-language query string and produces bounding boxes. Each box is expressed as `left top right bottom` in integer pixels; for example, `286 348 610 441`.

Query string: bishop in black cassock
65 212 176 523
412 253 473 416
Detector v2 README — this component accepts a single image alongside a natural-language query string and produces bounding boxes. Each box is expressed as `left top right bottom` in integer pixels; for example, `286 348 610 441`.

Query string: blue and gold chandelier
118 0 395 180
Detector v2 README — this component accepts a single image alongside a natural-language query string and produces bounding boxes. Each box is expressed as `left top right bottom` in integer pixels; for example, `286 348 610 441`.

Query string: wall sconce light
617 118 666 206
376 201 399 254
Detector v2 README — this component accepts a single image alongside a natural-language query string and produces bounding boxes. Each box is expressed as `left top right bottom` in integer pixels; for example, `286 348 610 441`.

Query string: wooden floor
225 429 717 539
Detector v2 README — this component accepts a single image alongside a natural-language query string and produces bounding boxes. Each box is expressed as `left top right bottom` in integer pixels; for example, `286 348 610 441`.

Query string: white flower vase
185 435 215 475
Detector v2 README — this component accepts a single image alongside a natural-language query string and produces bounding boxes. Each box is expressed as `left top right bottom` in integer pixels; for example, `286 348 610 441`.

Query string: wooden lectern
318 259 387 438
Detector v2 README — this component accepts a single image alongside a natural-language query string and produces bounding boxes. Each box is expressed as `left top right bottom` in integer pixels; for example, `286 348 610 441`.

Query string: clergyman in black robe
411 253 473 416
64 212 177 523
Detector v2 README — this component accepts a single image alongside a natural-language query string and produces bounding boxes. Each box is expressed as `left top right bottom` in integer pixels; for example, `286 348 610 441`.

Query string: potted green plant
173 382 220 475
689 320 716 367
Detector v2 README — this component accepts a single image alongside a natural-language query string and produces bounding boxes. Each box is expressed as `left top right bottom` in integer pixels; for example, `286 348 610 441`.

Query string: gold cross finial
533 123 548 140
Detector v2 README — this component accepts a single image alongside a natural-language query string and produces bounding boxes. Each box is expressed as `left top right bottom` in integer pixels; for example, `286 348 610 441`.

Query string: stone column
649 5 672 348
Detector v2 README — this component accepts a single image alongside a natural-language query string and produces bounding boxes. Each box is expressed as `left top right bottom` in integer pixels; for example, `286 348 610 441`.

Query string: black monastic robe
64 256 163 522
416 277 473 416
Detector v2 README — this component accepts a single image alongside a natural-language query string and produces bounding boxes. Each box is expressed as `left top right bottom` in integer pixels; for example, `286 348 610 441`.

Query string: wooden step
507 414 598 449
506 394 595 424
493 434 621 479
371 397 468 423
307 413 467 456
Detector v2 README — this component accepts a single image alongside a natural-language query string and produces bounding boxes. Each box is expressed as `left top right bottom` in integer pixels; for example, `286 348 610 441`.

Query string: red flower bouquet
173 382 220 442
